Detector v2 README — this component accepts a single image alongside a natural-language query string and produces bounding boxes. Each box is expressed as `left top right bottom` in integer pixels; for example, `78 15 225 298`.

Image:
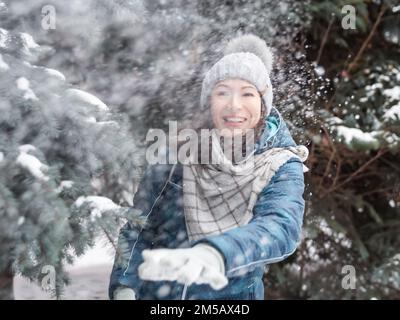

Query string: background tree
265 0 400 299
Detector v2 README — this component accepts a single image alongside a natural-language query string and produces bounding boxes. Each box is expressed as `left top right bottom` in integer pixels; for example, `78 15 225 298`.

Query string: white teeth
224 117 246 122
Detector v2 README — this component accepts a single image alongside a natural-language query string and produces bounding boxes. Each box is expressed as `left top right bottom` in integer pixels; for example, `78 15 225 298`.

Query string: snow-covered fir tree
0 6 145 299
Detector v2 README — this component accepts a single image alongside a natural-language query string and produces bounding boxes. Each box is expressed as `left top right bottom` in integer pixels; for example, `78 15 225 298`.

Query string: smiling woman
109 33 309 300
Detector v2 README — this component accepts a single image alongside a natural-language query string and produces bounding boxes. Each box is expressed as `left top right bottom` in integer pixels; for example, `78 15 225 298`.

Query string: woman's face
210 78 262 136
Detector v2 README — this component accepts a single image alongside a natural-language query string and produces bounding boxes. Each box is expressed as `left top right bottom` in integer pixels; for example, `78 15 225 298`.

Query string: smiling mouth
223 116 247 123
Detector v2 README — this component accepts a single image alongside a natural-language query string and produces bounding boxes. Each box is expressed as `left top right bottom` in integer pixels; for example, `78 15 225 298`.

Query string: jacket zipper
181 284 187 300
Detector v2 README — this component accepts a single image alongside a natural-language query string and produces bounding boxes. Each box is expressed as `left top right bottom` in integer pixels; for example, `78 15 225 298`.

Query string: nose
228 92 243 112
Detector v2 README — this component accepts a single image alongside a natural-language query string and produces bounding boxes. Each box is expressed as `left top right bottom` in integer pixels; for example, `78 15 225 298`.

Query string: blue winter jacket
108 107 306 300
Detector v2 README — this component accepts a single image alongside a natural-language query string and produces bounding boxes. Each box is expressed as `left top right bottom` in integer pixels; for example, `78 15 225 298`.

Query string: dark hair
254 96 267 141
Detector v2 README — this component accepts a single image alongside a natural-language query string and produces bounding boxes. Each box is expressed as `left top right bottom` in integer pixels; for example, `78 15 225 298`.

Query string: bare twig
316 16 336 65
321 148 388 197
359 187 393 197
347 5 388 73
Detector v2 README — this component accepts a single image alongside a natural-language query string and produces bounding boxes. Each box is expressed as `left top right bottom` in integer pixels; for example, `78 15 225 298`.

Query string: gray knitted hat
200 34 274 117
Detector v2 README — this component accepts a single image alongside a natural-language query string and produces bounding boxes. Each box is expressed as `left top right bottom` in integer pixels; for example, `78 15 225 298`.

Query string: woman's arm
108 164 171 299
192 157 305 278
108 221 147 299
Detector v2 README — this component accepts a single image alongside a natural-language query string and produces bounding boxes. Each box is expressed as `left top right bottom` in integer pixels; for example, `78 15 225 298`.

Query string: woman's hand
138 244 228 290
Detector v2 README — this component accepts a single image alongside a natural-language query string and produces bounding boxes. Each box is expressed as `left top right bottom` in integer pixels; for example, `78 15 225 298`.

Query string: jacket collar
255 106 296 153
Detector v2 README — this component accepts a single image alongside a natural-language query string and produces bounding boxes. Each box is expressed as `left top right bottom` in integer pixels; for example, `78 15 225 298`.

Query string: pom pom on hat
224 34 274 73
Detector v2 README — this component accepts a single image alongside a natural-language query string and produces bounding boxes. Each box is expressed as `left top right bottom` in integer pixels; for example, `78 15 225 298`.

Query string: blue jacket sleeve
192 157 306 278
108 164 169 299
108 221 147 299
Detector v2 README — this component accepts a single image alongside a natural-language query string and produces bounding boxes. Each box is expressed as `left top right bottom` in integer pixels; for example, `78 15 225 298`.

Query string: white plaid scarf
183 131 309 242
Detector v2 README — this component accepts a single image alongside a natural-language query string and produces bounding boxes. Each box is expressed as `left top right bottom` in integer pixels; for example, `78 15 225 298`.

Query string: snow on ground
14 241 115 300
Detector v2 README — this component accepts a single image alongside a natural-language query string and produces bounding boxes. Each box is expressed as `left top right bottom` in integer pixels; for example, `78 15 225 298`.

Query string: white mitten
138 244 228 290
113 286 136 300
